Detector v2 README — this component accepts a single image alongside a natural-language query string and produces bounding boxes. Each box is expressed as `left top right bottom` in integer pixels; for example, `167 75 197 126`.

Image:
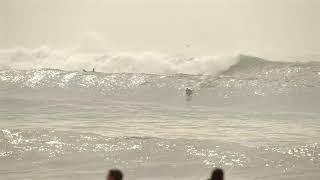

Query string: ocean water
0 49 320 180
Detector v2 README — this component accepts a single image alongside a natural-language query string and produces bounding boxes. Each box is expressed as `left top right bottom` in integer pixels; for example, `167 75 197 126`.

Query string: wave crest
0 47 239 75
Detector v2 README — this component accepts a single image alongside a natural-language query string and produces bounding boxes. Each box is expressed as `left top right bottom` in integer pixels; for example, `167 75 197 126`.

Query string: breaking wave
0 47 239 75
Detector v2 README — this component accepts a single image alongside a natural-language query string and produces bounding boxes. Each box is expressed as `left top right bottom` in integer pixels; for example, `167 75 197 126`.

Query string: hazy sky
1 0 320 55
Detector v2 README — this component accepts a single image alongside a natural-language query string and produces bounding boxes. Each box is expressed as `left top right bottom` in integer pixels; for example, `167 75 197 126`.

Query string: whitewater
0 48 320 180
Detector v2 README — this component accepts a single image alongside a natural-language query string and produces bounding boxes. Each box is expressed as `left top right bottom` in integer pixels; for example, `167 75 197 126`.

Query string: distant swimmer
186 88 193 97
82 69 95 72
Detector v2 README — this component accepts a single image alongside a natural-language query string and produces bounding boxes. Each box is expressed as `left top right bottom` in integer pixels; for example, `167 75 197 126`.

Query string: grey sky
1 0 320 56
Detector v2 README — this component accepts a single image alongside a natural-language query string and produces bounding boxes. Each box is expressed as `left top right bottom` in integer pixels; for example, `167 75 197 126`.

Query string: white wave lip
0 47 239 75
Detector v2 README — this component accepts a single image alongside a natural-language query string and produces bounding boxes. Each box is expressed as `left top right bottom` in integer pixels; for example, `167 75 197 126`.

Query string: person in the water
209 168 224 180
186 88 193 96
82 68 95 72
106 169 123 180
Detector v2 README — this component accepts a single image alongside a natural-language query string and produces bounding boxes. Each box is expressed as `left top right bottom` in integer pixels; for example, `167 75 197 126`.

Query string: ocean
0 49 319 180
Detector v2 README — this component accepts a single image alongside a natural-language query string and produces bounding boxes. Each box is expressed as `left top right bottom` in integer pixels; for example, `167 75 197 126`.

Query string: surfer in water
82 68 95 72
186 88 193 97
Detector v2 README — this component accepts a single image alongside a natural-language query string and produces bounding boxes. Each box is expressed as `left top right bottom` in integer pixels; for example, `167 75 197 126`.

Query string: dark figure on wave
82 68 95 72
186 88 193 97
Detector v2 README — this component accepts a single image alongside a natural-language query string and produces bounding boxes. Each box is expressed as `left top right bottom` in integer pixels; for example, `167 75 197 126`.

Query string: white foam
0 47 239 75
